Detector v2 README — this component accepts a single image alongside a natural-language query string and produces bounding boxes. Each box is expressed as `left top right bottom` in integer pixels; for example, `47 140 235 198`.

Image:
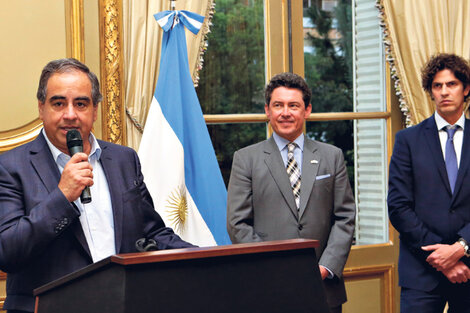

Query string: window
304 0 389 245
197 0 389 245
197 0 266 185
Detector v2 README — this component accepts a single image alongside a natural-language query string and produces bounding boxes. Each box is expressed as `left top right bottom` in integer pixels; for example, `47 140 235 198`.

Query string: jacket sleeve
227 150 263 243
317 148 356 278
387 130 442 250
0 161 80 273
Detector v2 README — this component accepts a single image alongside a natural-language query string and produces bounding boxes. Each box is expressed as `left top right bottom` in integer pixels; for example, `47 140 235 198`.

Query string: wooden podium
34 239 329 313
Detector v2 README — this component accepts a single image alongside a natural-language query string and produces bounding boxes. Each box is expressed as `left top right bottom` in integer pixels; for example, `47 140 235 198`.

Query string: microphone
66 129 92 204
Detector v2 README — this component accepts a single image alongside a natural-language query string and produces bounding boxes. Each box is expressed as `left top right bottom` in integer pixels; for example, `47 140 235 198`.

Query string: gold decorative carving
0 119 43 153
65 0 85 61
99 0 126 145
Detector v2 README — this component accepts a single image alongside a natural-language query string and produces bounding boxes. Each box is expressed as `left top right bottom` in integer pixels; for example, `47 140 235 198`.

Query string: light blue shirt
435 112 464 167
272 132 305 173
43 129 116 262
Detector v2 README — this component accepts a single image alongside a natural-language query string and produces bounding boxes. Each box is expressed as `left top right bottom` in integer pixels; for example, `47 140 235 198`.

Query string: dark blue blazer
388 116 470 291
0 133 193 312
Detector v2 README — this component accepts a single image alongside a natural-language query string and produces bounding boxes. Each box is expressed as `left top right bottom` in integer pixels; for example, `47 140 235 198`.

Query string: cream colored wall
84 0 102 138
0 0 103 139
0 1 67 131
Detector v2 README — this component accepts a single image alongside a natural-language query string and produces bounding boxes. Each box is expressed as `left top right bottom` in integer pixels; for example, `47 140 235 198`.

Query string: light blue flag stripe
154 10 230 245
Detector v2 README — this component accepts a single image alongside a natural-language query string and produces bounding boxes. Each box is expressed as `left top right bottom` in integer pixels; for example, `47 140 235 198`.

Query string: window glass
197 0 265 114
303 0 353 113
305 0 389 245
306 120 354 190
207 123 267 186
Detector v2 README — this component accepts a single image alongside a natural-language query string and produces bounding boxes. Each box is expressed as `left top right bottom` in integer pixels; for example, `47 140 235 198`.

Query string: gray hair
36 58 103 105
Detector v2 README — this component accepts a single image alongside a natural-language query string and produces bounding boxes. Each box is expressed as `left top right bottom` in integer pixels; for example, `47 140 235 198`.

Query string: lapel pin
311 160 318 164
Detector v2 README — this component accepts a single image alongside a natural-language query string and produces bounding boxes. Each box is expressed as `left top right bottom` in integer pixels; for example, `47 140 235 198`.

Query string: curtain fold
123 0 215 149
378 0 470 125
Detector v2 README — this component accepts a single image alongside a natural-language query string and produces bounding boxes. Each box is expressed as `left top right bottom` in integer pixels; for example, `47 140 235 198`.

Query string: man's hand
319 265 328 280
441 261 470 283
58 153 93 202
422 242 464 272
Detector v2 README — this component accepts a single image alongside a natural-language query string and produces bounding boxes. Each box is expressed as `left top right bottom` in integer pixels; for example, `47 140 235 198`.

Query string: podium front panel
35 240 329 313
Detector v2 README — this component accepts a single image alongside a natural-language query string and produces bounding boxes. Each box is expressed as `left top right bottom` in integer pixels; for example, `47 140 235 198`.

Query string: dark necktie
444 126 459 193
286 142 301 208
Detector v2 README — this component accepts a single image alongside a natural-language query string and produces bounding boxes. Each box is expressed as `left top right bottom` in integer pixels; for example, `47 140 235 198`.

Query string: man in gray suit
227 72 356 313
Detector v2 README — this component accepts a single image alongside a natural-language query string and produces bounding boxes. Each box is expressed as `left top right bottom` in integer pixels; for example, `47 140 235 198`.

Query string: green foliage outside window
197 0 266 185
304 0 354 185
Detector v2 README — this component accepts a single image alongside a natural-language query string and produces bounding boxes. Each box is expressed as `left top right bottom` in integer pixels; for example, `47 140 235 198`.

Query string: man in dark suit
388 53 470 312
227 72 356 313
0 58 194 313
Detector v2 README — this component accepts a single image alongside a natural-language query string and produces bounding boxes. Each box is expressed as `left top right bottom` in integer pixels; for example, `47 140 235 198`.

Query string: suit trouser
401 281 470 313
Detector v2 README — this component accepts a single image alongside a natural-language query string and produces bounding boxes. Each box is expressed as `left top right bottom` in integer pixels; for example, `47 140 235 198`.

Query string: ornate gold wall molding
65 0 85 61
99 0 126 145
0 120 43 153
0 1 84 153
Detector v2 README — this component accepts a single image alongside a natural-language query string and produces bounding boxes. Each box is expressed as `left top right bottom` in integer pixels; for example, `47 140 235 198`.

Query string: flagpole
170 0 176 11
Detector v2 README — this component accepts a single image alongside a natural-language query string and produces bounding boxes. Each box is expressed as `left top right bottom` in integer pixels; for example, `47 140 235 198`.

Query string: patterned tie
286 142 301 209
445 126 459 193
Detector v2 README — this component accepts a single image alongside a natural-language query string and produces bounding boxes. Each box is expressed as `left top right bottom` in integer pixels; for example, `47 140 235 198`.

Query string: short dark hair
265 72 312 108
37 58 103 105
421 53 470 101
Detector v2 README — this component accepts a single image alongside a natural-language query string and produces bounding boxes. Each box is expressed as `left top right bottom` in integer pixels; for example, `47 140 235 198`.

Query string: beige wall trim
99 0 126 145
0 120 43 153
306 112 391 121
350 241 393 251
203 112 390 124
65 0 85 61
343 264 395 313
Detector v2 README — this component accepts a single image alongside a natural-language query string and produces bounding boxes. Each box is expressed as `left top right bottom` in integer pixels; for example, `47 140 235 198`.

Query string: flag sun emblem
166 188 188 232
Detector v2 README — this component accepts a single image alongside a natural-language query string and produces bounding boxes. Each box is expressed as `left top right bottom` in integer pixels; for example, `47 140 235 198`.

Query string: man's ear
305 103 312 117
264 103 270 117
38 101 45 120
93 103 98 122
464 84 470 97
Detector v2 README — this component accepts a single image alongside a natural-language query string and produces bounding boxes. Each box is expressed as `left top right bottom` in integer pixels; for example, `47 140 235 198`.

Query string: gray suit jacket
227 136 356 307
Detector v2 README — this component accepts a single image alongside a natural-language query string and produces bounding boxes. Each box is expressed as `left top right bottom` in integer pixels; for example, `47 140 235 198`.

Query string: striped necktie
286 142 301 209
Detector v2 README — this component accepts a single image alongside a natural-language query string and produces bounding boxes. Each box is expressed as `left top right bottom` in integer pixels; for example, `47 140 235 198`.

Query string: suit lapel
29 134 62 194
424 117 452 194
263 137 299 219
299 138 320 218
30 133 91 258
98 142 123 253
451 118 470 202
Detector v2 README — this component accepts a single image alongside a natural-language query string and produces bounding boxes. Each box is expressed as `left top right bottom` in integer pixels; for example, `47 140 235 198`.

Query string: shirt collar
42 128 102 167
435 112 465 131
272 132 305 152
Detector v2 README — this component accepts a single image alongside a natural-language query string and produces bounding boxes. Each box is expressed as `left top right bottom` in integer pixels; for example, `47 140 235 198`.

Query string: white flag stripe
180 11 203 30
155 12 173 29
139 97 216 246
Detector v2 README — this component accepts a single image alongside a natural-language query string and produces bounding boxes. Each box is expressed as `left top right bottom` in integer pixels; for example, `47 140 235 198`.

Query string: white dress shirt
435 112 465 168
43 129 116 262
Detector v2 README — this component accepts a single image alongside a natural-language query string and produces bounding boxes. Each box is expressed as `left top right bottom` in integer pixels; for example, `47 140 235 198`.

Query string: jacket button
298 225 303 231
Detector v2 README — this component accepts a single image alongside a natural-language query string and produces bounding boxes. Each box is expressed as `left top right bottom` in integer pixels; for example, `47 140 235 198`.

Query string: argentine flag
138 10 230 246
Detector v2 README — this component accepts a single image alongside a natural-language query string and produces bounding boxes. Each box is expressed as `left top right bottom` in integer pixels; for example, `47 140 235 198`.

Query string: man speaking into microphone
0 58 194 313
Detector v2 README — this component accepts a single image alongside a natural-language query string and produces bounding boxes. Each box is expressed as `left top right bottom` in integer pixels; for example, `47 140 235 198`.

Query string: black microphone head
66 129 83 152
